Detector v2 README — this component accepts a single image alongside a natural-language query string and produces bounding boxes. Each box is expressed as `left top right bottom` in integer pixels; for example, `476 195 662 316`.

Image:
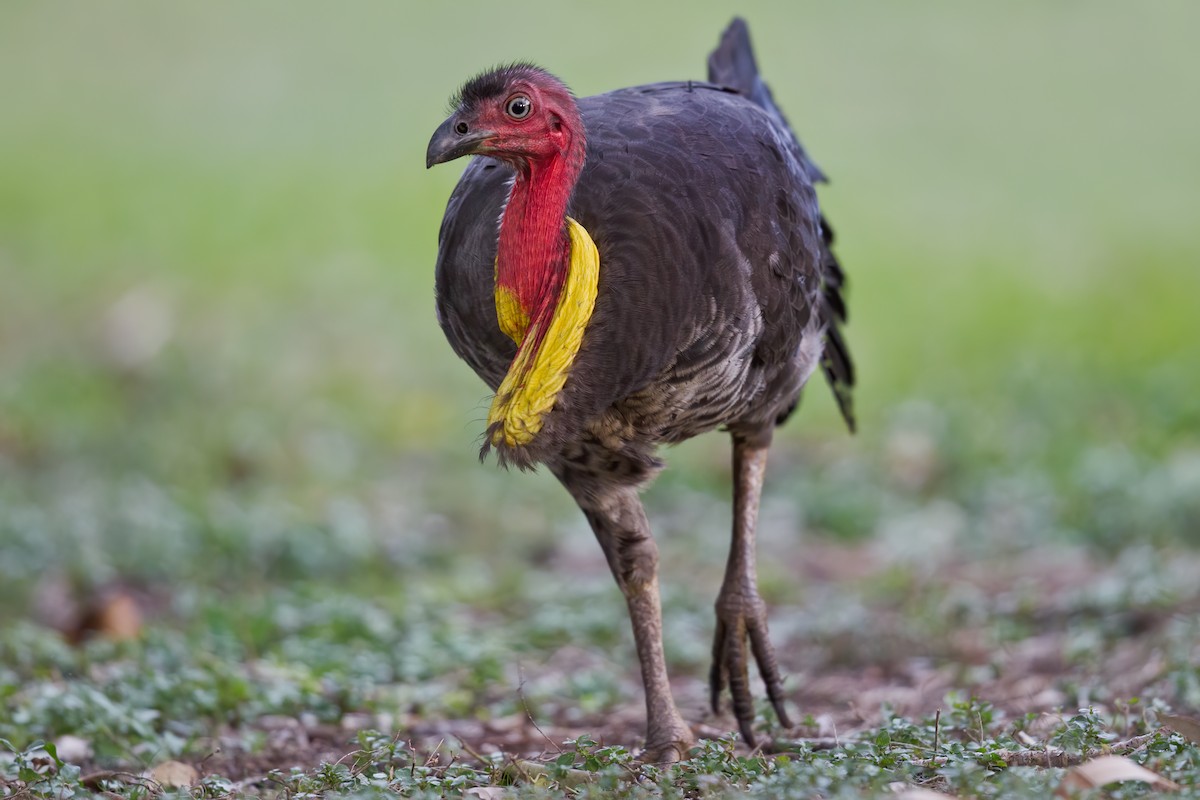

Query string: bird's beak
426 116 494 169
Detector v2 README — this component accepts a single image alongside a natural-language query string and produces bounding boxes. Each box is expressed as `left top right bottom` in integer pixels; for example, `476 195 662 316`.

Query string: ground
4 529 1199 797
1 2 1199 797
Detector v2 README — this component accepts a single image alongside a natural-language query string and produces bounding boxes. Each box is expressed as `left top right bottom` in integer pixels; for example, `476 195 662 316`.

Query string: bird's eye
505 94 532 120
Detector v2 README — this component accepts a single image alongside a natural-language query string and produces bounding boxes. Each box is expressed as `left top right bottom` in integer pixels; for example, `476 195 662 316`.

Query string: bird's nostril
455 121 469 135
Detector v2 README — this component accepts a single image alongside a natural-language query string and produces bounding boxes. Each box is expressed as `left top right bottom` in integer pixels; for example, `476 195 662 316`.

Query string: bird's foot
640 736 695 765
709 586 792 748
640 716 696 764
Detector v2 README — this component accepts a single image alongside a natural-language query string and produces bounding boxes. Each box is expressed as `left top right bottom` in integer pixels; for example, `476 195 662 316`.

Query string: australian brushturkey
426 18 854 761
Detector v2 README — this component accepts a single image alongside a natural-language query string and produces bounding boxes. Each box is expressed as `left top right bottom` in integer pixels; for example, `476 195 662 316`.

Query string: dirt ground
162 543 1199 785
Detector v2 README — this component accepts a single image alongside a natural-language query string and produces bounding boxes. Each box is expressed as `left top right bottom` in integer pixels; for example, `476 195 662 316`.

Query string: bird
426 18 854 762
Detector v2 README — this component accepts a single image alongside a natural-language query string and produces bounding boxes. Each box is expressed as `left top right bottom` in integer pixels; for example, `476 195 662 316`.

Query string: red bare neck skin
495 121 585 330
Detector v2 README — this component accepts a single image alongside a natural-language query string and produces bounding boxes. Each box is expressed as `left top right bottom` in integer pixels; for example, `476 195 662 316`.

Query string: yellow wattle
494 285 529 346
488 217 599 447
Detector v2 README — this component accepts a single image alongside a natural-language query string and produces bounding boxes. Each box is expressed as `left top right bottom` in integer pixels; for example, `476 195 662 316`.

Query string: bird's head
426 64 583 172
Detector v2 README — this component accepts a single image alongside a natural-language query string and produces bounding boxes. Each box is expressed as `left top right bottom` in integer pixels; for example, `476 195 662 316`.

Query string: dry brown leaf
92 591 144 641
1161 714 1200 744
146 760 199 788
1054 755 1179 797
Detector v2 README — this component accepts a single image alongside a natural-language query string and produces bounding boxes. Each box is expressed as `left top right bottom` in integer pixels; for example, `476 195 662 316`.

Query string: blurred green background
1 0 1198 613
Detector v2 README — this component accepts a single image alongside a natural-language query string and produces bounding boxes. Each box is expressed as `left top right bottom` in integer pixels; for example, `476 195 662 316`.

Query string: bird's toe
710 590 793 747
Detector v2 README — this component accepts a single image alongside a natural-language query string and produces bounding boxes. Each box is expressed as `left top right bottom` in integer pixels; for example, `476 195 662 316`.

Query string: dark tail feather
821 325 856 433
819 216 856 432
710 18 856 433
706 18 760 96
707 17 827 184
819 215 847 319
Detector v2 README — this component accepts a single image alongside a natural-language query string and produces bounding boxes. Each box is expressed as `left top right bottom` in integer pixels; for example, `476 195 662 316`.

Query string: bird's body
427 19 853 760
438 80 834 475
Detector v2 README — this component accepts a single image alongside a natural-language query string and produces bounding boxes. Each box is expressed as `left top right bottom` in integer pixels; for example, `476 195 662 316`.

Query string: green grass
1 1 1199 797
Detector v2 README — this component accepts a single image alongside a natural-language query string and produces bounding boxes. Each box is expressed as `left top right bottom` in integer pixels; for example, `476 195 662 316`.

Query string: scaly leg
570 484 694 762
710 433 792 748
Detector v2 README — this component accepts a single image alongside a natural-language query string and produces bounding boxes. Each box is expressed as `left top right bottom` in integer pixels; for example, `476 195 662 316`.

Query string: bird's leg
574 487 694 763
710 432 792 748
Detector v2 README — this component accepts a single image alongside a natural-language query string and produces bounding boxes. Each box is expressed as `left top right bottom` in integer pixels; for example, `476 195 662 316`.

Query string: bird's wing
708 17 856 431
